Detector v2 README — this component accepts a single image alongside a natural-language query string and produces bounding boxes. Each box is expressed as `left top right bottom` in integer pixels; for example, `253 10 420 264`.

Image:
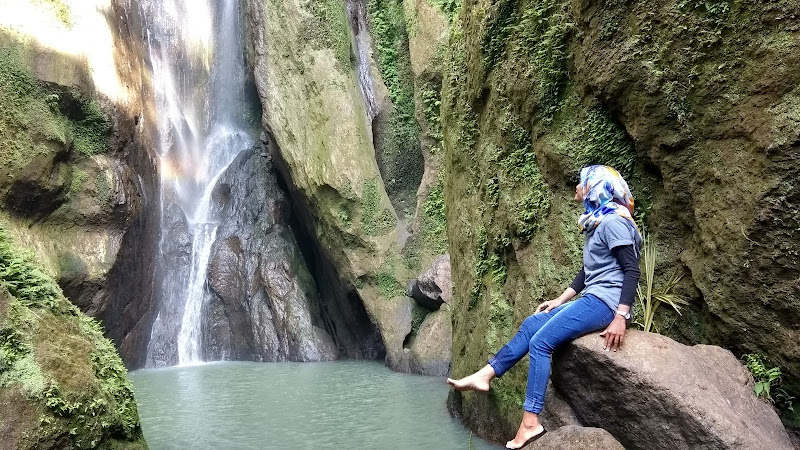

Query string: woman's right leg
447 302 570 391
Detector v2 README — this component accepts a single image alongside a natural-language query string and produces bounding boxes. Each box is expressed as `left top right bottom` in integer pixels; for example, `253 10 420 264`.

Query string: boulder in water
552 331 794 449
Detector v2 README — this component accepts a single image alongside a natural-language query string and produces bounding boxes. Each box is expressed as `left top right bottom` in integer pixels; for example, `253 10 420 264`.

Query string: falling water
348 0 378 120
141 0 254 366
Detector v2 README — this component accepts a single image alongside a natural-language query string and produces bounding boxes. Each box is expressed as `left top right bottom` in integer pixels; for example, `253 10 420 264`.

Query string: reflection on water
130 360 501 449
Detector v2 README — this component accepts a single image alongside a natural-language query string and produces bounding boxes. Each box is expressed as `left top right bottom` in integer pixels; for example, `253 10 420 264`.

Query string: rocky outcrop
552 331 793 449
199 146 338 362
409 308 451 376
0 0 160 369
243 0 452 364
530 426 624 450
407 254 452 310
0 229 146 449
442 0 800 436
372 296 414 372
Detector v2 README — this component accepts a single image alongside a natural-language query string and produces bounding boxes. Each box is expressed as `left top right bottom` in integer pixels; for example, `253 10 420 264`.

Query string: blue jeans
488 294 614 413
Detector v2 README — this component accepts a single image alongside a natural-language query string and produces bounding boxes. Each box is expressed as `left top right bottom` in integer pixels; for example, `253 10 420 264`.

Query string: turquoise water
130 360 501 449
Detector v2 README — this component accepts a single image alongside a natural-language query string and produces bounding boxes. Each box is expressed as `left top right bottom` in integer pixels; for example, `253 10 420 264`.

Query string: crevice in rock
267 132 386 361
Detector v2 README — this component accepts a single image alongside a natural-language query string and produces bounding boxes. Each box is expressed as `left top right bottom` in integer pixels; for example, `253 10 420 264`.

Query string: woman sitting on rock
447 165 642 449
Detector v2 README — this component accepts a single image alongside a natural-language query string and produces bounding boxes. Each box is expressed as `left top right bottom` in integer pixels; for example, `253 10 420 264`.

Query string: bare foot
446 364 495 392
505 412 545 449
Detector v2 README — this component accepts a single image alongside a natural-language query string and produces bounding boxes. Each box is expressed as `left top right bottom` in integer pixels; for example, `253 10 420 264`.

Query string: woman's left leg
506 295 614 449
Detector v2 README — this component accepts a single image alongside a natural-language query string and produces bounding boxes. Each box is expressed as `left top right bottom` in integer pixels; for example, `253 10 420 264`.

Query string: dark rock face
552 331 793 450
198 145 338 362
407 254 452 310
530 426 624 450
539 382 580 431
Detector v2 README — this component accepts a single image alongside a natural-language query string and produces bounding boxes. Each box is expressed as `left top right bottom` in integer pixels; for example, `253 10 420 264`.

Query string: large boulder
407 254 452 310
529 426 624 450
409 308 452 376
371 296 413 372
552 331 793 450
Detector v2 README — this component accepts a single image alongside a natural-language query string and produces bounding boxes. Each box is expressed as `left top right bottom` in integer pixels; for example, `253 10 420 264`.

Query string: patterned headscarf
577 165 639 235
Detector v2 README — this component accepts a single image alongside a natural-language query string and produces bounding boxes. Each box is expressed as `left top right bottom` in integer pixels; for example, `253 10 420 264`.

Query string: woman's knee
528 334 556 355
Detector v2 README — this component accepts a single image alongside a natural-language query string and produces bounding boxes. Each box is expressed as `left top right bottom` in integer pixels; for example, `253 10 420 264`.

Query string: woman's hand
599 315 627 351
535 298 564 314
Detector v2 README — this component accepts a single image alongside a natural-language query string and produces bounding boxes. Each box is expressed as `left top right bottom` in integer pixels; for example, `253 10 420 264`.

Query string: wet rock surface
552 331 793 449
199 145 338 362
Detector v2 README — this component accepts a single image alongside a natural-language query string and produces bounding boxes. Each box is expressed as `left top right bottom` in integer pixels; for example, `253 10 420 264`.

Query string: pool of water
130 360 501 449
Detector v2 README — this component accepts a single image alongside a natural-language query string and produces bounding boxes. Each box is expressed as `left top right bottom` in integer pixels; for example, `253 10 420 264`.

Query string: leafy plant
742 353 796 417
635 230 688 333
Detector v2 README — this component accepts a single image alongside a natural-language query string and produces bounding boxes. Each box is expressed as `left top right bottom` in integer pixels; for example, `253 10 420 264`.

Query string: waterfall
348 0 378 120
141 0 254 367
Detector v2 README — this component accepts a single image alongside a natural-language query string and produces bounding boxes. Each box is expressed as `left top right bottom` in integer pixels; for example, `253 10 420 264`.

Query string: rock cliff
440 0 800 433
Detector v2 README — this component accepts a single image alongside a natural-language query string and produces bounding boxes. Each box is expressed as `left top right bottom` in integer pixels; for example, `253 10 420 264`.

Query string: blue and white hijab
577 165 640 241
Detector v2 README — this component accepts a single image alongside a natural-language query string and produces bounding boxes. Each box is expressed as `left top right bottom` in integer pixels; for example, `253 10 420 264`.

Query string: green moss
68 168 89 197
510 0 573 122
427 0 461 23
420 81 443 144
0 45 110 184
376 270 404 298
95 172 112 205
302 0 354 71
368 0 424 207
410 301 430 337
360 180 396 236
481 0 518 70
485 292 513 353
0 225 144 448
421 180 448 254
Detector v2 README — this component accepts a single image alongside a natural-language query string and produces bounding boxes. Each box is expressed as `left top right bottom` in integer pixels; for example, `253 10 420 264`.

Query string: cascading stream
348 0 378 120
140 0 254 367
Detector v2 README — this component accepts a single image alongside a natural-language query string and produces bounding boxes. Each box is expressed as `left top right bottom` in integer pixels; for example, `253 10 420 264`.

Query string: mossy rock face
0 227 146 449
442 0 800 439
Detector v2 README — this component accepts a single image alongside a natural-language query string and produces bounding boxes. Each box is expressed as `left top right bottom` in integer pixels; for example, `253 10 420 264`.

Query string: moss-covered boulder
442 0 800 438
0 227 146 449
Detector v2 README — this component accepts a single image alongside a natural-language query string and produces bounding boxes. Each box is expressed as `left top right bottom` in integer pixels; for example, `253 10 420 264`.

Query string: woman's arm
600 244 640 351
535 269 584 313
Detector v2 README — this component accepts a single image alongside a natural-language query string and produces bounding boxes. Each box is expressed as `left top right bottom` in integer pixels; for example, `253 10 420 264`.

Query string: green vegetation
368 0 424 207
0 45 110 186
420 81 443 144
635 231 688 333
0 225 143 448
428 0 461 23
481 0 518 70
743 354 795 416
360 180 396 236
303 0 354 70
376 268 404 298
421 180 448 254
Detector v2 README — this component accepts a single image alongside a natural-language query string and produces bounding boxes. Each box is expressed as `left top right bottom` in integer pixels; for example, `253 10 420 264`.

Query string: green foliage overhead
428 0 462 23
